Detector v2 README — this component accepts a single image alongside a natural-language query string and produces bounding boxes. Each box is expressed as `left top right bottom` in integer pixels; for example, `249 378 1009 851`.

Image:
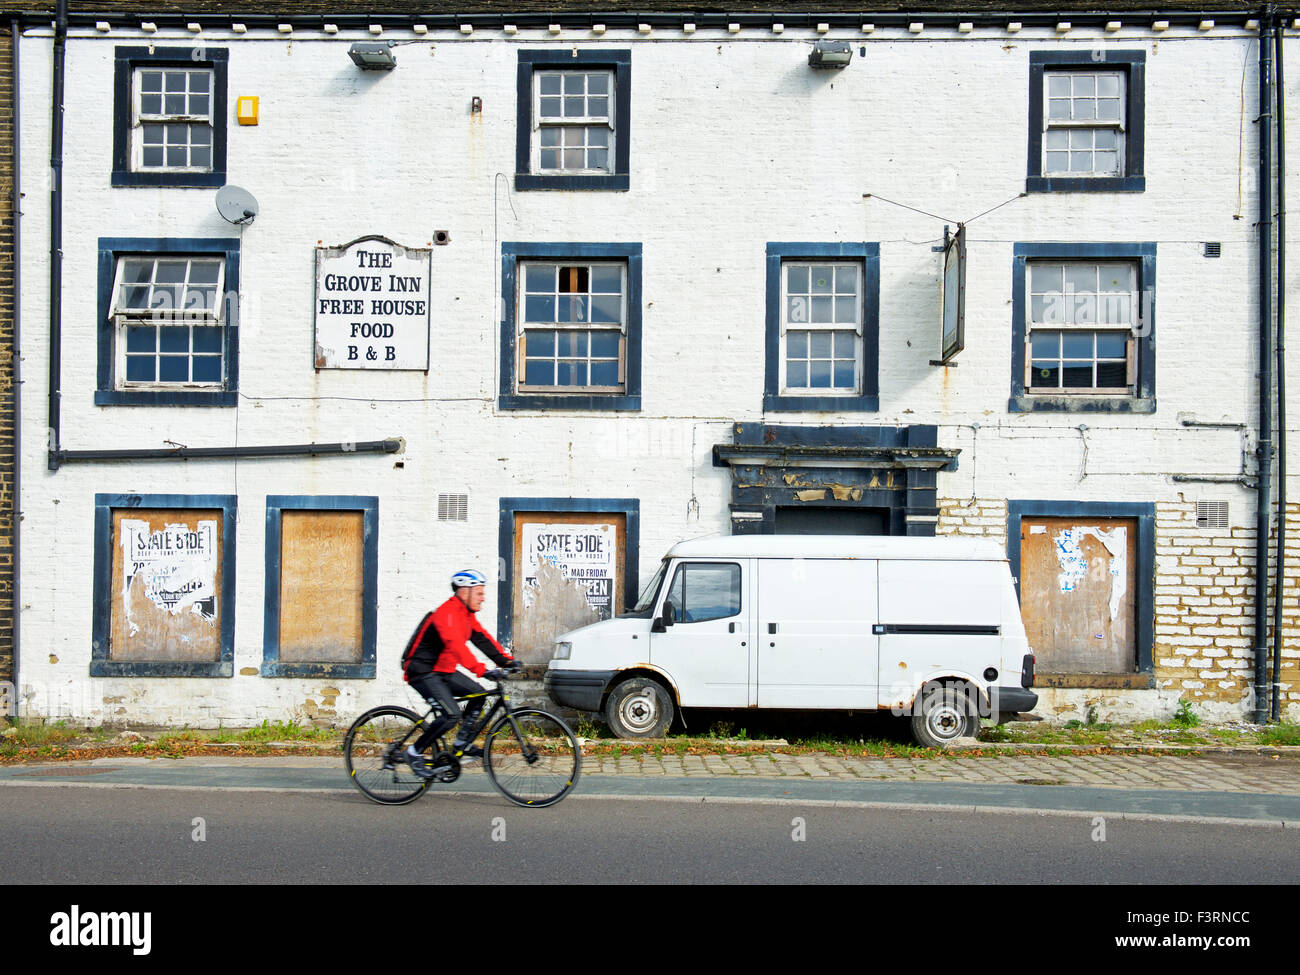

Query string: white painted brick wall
13 23 1300 724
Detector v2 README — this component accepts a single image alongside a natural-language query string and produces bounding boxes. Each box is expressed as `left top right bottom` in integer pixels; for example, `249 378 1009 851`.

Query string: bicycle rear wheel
484 708 581 808
344 705 432 805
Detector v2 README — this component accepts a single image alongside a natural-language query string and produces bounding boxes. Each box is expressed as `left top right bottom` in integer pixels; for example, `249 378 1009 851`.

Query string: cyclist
402 569 519 777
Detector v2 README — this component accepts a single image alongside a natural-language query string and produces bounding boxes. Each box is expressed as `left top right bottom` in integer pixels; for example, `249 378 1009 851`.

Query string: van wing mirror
651 601 677 632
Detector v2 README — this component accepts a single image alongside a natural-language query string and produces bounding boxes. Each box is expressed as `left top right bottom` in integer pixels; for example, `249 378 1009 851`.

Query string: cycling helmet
451 568 488 590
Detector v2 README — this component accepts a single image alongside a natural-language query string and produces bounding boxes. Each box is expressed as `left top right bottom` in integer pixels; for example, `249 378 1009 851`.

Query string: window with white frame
515 51 629 192
112 47 227 188
1026 261 1136 393
133 66 214 172
112 256 226 386
1042 71 1125 177
518 262 626 391
534 70 614 174
1027 51 1144 194
780 261 862 394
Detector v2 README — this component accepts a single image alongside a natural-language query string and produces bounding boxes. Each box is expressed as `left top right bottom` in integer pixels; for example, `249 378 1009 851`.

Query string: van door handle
729 622 736 633
768 623 777 634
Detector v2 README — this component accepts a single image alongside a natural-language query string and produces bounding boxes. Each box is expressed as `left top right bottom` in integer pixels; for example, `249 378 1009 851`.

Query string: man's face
458 584 486 613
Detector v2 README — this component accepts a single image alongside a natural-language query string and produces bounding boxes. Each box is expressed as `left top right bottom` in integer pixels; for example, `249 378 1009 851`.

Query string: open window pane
113 255 226 389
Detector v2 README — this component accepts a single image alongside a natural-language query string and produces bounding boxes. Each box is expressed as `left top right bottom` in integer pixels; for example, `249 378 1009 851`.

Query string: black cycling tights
410 672 486 753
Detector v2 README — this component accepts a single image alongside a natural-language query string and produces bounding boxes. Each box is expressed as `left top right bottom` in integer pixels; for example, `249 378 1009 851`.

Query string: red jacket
402 595 513 681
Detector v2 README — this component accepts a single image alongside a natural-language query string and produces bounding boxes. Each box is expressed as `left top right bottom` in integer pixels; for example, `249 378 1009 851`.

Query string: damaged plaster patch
795 489 827 502
515 561 599 666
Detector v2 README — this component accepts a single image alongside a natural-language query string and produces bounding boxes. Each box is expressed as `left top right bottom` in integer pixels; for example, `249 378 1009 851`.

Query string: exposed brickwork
936 498 1007 543
940 497 1299 714
1154 502 1299 710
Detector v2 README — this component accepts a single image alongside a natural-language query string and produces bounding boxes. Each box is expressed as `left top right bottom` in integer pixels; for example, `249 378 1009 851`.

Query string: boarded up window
511 512 625 666
1019 516 1137 674
110 508 223 662
278 510 364 663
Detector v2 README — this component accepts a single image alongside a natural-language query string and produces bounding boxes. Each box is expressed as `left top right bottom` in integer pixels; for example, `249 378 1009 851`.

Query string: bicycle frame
404 680 533 760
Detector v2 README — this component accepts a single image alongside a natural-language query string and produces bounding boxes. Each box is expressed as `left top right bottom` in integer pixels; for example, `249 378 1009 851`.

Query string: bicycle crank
431 751 461 783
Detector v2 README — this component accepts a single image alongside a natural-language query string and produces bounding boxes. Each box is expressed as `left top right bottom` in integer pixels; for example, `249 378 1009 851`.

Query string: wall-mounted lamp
349 41 397 70
809 39 852 68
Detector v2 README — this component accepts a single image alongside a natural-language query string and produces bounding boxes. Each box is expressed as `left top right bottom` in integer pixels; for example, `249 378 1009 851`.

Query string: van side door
650 559 752 708
876 559 1003 710
756 558 878 709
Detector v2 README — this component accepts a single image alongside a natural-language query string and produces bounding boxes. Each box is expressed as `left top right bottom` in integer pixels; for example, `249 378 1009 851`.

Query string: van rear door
756 558 878 708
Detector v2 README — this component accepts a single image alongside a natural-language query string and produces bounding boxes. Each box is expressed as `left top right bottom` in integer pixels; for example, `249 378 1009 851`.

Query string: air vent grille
1196 500 1229 529
438 494 468 522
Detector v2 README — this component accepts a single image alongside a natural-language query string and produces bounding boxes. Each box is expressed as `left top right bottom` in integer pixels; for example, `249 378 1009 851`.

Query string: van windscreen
631 561 668 613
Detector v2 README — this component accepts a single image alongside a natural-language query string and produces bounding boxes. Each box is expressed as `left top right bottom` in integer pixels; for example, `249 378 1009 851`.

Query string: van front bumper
990 685 1038 714
545 669 615 712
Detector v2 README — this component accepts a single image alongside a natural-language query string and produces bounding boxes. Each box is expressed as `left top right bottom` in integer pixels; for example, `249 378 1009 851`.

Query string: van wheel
605 678 674 739
911 684 978 748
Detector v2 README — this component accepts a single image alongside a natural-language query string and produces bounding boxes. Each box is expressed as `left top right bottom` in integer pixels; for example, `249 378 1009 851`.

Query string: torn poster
521 522 616 618
1053 525 1127 619
120 519 218 635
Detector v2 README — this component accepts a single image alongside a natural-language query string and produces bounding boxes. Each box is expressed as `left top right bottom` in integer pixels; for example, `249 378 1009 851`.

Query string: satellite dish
215 184 259 225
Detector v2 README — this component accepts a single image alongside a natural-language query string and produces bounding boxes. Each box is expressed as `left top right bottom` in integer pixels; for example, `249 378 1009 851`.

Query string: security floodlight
349 42 396 70
809 40 852 68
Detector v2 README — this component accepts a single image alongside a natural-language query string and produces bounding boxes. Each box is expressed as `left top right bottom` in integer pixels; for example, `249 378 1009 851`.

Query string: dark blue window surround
515 49 630 191
96 237 240 407
497 497 640 648
764 242 880 412
91 493 237 678
1010 242 1155 414
499 242 642 411
1006 499 1155 681
1027 50 1145 193
262 496 379 679
112 47 228 188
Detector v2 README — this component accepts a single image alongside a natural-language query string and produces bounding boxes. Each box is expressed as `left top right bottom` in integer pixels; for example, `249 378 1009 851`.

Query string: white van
544 535 1038 746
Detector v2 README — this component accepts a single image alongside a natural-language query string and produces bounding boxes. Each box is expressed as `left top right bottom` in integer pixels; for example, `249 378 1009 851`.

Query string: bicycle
343 669 581 808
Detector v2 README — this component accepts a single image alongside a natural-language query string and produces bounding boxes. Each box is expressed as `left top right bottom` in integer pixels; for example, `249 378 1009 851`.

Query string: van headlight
553 641 572 660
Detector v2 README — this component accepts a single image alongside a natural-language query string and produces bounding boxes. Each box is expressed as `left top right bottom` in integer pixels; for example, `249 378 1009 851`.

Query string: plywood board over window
262 496 377 678
109 508 224 662
511 511 626 666
1019 516 1137 674
278 510 364 663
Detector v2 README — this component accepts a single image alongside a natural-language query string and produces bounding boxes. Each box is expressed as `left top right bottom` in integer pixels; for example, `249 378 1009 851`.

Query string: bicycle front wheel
484 709 581 808
344 705 432 806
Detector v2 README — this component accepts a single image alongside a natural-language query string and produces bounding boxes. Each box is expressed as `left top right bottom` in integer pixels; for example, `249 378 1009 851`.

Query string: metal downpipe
51 439 403 464
1254 10 1276 725
45 0 63 472
1272 19 1287 723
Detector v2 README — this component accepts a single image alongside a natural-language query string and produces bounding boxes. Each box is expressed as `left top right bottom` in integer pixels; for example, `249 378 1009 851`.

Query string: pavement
4 745 1300 826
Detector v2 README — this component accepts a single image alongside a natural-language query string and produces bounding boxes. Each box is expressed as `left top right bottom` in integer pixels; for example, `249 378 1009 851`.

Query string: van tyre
605 678 674 739
911 683 979 748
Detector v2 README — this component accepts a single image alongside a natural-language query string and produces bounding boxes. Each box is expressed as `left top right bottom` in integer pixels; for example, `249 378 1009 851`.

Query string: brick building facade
2 1 1296 727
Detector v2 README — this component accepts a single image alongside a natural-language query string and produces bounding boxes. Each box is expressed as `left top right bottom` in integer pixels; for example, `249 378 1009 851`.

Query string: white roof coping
664 534 1007 561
